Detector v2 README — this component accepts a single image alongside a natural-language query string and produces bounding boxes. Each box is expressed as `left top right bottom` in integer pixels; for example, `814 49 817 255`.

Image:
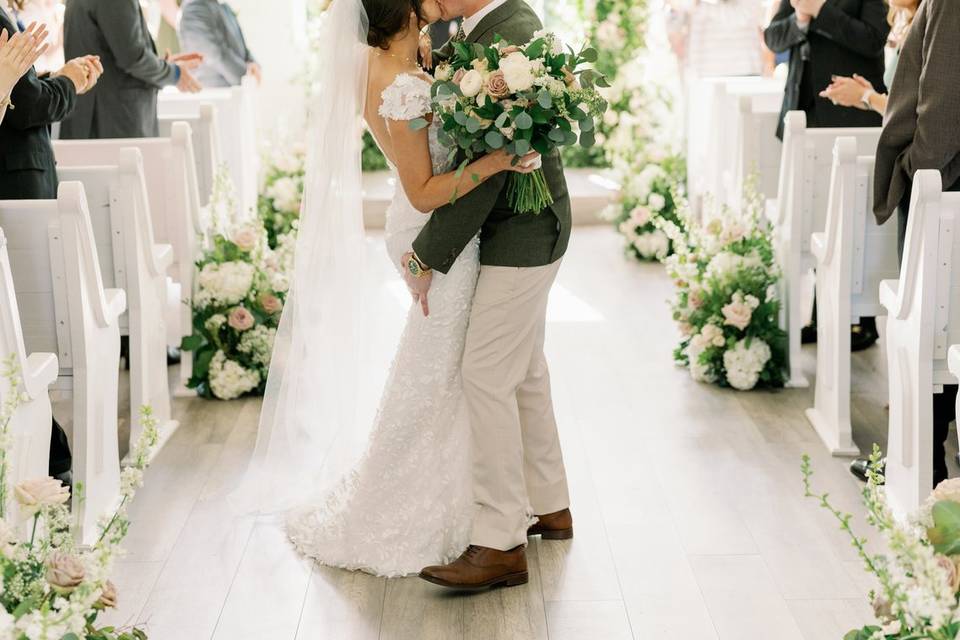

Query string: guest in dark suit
0 21 49 126
60 0 203 140
179 0 259 88
764 0 889 140
0 6 99 199
858 0 960 485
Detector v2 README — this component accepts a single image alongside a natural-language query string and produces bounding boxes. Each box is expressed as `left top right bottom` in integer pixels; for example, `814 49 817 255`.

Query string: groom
402 0 573 590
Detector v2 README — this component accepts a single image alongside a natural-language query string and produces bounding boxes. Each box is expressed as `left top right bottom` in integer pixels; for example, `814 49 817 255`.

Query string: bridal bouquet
419 30 609 214
605 151 686 262
0 356 159 639
803 449 960 639
664 182 787 390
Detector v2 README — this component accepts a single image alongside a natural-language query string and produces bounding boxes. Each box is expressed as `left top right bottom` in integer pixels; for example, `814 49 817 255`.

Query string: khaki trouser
464 260 570 551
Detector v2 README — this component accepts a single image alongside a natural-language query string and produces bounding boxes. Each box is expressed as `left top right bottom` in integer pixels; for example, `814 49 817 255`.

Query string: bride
235 0 539 577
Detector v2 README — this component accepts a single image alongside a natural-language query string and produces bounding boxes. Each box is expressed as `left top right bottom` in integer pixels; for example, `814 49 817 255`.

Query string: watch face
408 257 421 276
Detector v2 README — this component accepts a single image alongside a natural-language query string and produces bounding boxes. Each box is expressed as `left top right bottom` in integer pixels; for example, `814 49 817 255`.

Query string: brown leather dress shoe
527 508 573 540
419 545 528 590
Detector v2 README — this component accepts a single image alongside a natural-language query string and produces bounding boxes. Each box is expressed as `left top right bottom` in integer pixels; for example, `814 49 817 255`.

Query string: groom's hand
402 252 433 317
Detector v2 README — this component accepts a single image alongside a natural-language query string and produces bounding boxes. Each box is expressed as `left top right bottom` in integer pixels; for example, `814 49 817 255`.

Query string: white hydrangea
208 350 261 400
204 313 227 334
266 176 302 213
633 230 669 260
705 251 762 283
723 338 772 391
237 325 277 368
647 193 666 212
685 339 716 384
195 261 255 308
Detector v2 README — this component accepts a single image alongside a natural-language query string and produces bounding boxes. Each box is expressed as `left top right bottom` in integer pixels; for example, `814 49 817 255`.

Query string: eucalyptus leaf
515 139 531 155
514 112 534 130
409 118 430 132
537 90 552 109
579 131 596 148
465 117 482 134
580 47 598 63
929 500 960 555
580 117 594 133
485 130 505 149
454 110 469 126
495 112 510 128
595 74 611 89
548 128 566 143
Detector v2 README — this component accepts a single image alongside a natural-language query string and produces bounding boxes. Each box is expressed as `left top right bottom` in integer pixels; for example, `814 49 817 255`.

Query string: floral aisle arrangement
182 169 291 400
664 185 787 390
604 151 686 262
563 0 649 169
424 31 609 214
803 449 960 639
0 356 159 639
257 144 306 249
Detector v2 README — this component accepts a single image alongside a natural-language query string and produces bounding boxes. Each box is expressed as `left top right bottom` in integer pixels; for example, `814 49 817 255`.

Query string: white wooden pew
0 183 127 543
882 170 960 516
159 102 221 208
729 92 783 207
158 75 259 217
805 138 899 455
58 149 180 455
687 75 784 215
0 228 59 524
769 111 882 387
53 124 202 393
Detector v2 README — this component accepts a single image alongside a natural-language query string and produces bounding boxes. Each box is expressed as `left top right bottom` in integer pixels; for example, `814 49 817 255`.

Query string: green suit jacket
412 0 572 274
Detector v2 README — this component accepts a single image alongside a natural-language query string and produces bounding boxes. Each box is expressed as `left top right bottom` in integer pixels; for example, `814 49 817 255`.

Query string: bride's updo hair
364 0 425 49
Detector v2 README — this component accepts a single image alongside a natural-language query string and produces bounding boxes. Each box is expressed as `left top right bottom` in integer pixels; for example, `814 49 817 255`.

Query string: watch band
860 88 875 111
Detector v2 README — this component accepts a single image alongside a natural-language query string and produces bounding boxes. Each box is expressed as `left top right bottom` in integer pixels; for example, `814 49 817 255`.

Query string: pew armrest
103 289 128 323
879 280 899 313
22 352 58 400
949 345 960 378
811 232 826 263
154 244 174 272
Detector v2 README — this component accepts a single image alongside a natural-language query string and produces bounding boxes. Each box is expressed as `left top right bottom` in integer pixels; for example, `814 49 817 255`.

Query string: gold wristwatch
407 253 431 278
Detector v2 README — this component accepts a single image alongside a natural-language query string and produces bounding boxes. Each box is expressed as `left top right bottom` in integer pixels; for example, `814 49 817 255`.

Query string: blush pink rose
485 70 510 99
452 68 466 85
721 299 753 331
499 45 521 55
232 226 258 253
258 293 283 315
228 306 255 332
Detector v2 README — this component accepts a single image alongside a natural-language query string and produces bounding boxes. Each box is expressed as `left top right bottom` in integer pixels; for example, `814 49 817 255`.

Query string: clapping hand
791 0 826 20
0 23 49 99
165 50 204 93
820 74 874 109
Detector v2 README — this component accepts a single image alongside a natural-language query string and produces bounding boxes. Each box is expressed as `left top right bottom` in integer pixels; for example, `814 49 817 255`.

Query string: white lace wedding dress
285 73 479 577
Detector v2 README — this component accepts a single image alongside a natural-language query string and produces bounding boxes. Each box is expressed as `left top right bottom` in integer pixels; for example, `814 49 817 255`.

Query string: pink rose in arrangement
936 554 960 592
232 226 258 253
96 580 119 609
721 298 753 331
258 292 283 315
499 45 521 55
452 68 466 85
485 70 510 99
228 306 255 332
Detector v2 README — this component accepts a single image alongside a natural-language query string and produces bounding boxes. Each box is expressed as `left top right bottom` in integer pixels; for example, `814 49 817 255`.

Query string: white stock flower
499 52 536 92
633 230 669 260
459 69 484 98
208 351 260 400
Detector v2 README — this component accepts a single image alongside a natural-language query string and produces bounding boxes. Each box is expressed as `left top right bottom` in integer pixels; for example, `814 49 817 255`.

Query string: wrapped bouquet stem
414 32 610 215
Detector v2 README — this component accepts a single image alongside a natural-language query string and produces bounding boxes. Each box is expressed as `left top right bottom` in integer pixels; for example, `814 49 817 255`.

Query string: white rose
499 52 535 92
459 69 484 98
434 63 453 82
701 324 726 348
648 193 666 212
266 176 301 213
15 477 70 515
630 206 651 227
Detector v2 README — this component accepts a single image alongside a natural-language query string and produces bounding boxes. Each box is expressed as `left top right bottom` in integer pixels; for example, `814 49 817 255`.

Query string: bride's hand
489 149 542 174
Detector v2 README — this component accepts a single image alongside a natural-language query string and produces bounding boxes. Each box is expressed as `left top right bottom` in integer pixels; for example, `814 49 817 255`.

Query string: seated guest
178 0 260 88
819 0 921 116
857 0 960 486
60 0 203 140
0 22 48 126
765 0 890 351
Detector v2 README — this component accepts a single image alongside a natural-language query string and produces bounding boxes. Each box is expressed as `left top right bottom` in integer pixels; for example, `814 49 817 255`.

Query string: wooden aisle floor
92 227 958 640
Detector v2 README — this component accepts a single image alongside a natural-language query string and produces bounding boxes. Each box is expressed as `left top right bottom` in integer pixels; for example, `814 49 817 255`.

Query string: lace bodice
378 73 452 176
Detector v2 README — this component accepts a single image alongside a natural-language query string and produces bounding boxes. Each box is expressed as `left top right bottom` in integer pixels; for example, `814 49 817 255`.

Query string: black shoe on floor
801 325 818 345
850 323 879 353
167 347 182 366
850 457 885 484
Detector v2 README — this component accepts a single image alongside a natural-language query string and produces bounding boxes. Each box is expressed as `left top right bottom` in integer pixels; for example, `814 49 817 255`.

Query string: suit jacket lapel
466 0 521 44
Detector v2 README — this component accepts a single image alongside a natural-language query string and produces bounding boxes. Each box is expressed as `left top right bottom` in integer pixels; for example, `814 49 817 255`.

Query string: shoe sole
527 527 574 541
418 571 529 590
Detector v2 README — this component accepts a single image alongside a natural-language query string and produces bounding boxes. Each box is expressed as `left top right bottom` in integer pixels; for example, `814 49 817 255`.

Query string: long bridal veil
229 0 381 514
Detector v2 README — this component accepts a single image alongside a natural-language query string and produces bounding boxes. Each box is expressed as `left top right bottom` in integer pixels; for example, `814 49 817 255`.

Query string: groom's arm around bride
413 0 575 591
